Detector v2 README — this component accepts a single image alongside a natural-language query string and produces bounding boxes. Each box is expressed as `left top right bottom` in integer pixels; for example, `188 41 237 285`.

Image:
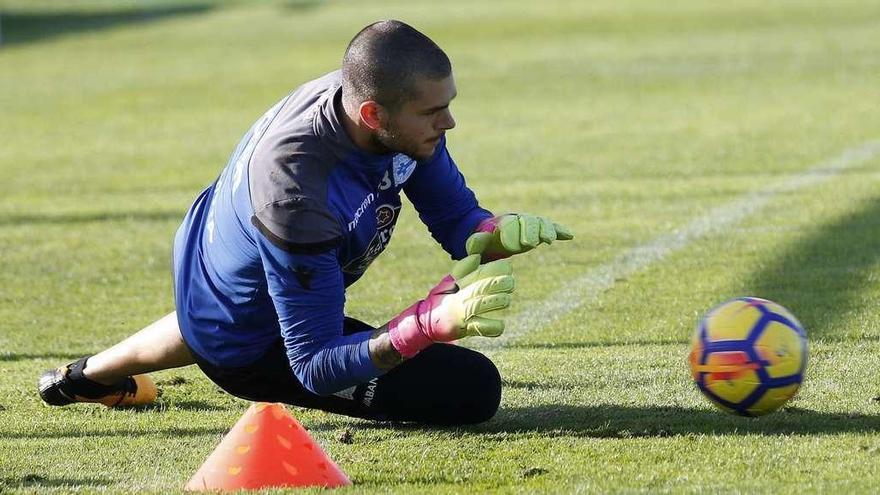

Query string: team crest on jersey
342 203 401 276
392 154 417 186
376 204 396 229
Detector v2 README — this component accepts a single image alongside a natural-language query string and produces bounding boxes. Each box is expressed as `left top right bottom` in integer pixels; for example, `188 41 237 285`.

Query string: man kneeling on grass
38 20 572 425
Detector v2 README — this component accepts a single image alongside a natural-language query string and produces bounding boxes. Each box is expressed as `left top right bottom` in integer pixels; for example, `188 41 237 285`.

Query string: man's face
374 75 457 161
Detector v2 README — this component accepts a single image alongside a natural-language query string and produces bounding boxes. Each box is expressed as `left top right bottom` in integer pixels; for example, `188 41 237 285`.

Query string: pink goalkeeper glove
466 213 574 262
387 254 515 358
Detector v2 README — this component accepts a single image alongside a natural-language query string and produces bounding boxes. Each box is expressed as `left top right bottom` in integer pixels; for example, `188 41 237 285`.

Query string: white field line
470 140 880 351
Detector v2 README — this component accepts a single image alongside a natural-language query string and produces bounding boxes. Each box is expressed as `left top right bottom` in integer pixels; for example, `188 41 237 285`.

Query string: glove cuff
473 214 515 261
388 300 434 358
474 214 506 234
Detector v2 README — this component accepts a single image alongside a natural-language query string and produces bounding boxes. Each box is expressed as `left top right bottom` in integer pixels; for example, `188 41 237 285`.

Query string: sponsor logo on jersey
342 203 401 275
347 193 375 231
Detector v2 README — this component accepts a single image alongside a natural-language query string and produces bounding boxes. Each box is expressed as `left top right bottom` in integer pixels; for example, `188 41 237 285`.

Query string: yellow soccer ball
688 297 807 416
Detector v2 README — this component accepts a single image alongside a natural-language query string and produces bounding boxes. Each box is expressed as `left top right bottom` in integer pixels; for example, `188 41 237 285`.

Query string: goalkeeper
37 20 572 425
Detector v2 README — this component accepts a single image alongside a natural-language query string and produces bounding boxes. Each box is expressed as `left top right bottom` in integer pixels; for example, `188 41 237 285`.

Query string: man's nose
439 109 456 130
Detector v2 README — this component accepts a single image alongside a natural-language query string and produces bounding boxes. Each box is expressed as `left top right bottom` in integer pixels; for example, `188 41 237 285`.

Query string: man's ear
359 100 388 131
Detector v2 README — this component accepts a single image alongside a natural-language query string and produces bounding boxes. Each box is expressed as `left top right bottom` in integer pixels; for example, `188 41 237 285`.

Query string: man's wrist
386 300 434 358
368 325 405 370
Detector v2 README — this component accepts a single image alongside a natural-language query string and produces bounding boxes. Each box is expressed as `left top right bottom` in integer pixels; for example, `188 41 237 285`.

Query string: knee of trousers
457 349 502 424
364 344 503 425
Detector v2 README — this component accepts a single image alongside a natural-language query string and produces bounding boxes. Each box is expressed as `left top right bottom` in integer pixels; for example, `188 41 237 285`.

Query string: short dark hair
342 20 452 112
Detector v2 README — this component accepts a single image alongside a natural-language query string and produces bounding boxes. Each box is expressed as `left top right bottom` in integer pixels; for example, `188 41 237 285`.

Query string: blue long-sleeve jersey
172 71 492 396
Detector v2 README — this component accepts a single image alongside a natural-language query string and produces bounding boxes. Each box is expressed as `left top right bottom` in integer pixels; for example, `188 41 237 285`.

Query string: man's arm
260 233 513 388
256 228 385 396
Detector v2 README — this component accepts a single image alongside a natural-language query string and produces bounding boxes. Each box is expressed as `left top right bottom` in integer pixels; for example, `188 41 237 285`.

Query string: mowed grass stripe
470 140 880 350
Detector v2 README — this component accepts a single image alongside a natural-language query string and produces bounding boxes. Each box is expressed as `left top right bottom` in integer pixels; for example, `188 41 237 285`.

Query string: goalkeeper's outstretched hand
387 254 515 358
466 213 573 261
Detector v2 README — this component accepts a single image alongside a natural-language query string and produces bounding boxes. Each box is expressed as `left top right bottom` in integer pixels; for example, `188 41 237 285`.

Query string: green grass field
2 0 880 492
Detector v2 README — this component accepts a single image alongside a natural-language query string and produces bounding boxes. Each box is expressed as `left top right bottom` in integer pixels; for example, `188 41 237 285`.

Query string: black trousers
190 318 502 425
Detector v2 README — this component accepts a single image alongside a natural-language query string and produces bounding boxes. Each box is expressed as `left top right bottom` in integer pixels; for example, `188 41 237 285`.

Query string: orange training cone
185 402 351 491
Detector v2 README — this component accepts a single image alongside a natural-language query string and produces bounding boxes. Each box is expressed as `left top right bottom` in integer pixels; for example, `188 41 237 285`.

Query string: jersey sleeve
254 209 383 396
403 137 493 259
252 197 342 254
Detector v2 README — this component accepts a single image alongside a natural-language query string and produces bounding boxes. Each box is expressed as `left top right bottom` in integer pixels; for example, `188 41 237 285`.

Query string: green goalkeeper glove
387 254 515 357
466 213 573 261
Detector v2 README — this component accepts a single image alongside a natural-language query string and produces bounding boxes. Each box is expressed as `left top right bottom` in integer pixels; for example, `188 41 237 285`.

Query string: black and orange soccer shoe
38 357 158 408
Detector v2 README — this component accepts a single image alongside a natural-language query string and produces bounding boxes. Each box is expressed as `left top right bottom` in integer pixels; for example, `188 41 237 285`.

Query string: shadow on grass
741 196 880 339
0 4 212 46
0 210 182 226
2 425 225 440
484 404 880 437
126 399 228 413
0 475 111 489
342 404 880 438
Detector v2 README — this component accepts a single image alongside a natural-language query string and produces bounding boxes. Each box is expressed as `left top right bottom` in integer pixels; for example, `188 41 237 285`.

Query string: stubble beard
373 123 432 161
